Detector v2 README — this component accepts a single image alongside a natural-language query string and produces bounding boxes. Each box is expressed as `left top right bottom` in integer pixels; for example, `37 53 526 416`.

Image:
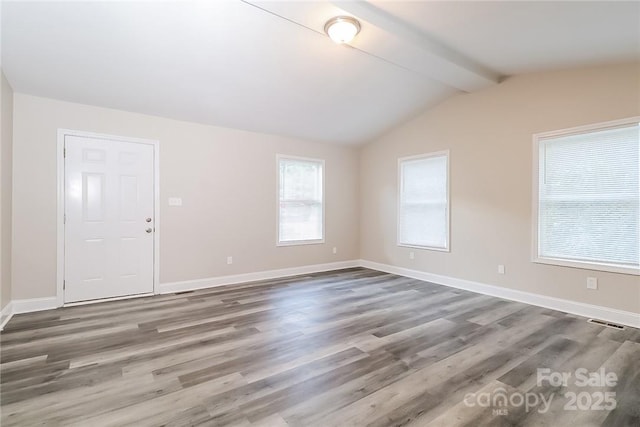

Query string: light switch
586 277 598 290
168 197 182 206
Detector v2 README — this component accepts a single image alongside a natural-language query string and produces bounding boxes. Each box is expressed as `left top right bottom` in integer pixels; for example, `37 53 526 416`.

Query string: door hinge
63 148 66 158
63 280 66 290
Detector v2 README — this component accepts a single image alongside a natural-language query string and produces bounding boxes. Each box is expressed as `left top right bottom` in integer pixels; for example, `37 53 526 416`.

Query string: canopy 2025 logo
463 367 618 416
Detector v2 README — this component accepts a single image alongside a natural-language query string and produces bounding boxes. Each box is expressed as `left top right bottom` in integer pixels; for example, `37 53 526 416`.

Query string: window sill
533 256 640 276
277 239 325 247
398 243 450 252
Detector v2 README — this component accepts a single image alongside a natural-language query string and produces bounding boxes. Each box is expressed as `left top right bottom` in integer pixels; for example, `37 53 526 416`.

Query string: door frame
56 129 160 307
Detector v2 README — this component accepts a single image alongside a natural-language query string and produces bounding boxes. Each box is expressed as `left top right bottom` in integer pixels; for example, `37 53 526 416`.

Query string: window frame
532 117 640 276
276 154 326 247
397 150 451 252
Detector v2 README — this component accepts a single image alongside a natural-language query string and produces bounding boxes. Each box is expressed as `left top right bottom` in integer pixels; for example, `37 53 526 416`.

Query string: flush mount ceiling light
324 16 361 44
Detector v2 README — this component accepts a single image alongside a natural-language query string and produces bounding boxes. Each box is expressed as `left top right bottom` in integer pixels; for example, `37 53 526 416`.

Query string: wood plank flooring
1 268 639 426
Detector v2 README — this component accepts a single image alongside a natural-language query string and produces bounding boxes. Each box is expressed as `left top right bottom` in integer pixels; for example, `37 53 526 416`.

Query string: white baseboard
0 261 359 326
1 297 59 331
0 302 13 331
3 259 637 331
159 260 360 294
11 297 59 315
359 259 640 329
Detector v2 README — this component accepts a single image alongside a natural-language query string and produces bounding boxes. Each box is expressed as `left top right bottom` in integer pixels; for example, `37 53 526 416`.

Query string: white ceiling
2 1 638 145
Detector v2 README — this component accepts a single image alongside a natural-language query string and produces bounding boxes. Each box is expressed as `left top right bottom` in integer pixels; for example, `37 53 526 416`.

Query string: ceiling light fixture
324 16 361 44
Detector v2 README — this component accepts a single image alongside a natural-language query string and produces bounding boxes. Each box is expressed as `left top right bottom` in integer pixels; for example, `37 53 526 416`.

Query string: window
278 156 324 245
398 151 449 250
534 118 639 274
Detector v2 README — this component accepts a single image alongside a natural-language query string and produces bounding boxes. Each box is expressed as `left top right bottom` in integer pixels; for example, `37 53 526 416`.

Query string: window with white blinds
398 152 449 250
535 120 639 273
278 156 324 245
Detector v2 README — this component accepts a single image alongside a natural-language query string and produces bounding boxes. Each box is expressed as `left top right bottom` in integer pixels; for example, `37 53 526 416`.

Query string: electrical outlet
586 277 598 290
227 256 233 265
498 265 505 275
409 251 415 260
332 247 337 254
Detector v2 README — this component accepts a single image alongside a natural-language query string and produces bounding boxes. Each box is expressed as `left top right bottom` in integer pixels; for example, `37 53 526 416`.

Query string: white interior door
64 135 155 303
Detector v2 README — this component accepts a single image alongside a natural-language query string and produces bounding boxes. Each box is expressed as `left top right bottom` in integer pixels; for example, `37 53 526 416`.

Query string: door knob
145 228 153 233
145 217 152 222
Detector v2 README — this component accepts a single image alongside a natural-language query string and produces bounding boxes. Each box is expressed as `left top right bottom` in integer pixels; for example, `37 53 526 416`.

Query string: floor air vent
587 319 625 330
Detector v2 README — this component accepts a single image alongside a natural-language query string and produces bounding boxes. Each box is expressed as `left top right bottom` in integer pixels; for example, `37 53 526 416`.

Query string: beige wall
360 63 640 314
8 63 640 316
12 94 359 300
1 70 14 312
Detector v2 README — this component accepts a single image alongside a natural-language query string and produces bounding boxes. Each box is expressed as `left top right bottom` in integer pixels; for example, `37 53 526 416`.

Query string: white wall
1 70 13 313
12 94 359 300
360 62 640 314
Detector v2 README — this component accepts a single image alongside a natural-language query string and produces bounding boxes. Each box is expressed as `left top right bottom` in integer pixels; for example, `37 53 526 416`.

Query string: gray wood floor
1 268 639 426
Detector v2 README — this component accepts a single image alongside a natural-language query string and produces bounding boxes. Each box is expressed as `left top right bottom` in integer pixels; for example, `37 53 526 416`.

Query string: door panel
64 135 154 303
83 173 105 221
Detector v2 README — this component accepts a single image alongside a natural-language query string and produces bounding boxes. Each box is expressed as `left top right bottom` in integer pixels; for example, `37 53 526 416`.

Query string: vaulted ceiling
2 1 639 145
